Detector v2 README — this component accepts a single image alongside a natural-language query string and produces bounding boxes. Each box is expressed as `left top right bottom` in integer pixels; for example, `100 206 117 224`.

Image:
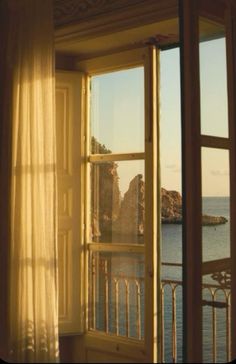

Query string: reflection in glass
90 160 145 244
89 251 145 339
90 67 144 154
199 30 228 137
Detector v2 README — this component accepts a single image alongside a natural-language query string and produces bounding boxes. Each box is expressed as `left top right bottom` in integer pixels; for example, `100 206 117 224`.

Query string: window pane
90 160 144 244
90 67 144 154
160 47 183 363
201 147 230 363
201 148 230 262
89 251 145 339
199 23 228 137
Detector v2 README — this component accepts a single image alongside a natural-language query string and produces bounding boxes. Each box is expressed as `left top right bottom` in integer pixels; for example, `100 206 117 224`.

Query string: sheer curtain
0 0 59 362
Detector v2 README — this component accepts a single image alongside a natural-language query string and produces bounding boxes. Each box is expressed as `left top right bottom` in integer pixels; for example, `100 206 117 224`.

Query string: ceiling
53 0 147 28
55 18 179 58
54 0 224 60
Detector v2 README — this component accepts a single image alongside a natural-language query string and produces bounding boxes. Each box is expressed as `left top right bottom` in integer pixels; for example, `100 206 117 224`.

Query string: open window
81 47 159 363
56 47 160 363
180 1 236 362
55 1 236 362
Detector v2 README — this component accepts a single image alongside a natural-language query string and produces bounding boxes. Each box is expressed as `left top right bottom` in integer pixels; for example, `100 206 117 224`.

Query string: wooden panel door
180 1 236 362
56 71 85 334
77 47 160 363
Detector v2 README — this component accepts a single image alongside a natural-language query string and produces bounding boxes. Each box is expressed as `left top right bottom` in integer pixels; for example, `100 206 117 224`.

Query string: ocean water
93 197 230 363
162 196 230 363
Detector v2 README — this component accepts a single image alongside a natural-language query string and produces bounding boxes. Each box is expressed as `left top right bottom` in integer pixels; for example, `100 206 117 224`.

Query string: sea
162 196 230 363
93 197 230 363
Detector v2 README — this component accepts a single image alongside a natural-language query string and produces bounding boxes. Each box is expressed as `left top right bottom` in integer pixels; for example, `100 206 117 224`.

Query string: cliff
161 188 228 226
91 138 121 238
161 188 182 224
113 174 144 235
91 138 228 237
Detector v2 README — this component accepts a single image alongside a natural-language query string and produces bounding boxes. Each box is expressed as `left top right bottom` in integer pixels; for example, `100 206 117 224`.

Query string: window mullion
89 152 145 163
88 243 145 254
201 135 230 149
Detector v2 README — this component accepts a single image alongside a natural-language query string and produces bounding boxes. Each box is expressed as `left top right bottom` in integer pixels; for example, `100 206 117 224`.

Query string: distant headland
91 137 228 238
161 188 228 226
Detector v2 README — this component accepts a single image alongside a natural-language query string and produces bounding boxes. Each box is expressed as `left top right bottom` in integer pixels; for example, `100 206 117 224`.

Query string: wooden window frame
76 46 160 363
56 71 86 335
180 0 236 362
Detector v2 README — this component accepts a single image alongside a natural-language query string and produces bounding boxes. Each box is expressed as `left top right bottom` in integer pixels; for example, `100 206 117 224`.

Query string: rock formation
161 188 228 226
90 138 228 237
91 138 121 238
202 214 228 226
113 174 145 235
161 188 182 224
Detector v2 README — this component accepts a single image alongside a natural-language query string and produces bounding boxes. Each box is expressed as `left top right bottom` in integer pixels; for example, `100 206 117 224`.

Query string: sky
90 37 229 197
91 67 145 196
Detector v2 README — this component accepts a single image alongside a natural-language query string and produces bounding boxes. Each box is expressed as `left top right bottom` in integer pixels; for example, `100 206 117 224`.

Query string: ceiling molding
54 0 147 28
199 0 226 22
54 0 178 46
54 0 226 57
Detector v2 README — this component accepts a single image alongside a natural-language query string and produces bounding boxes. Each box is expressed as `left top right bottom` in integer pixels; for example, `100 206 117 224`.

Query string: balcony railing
89 255 231 363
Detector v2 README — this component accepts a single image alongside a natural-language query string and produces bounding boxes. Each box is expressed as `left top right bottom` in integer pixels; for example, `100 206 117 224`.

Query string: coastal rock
113 174 144 235
202 214 228 226
161 188 182 224
90 137 228 237
91 138 121 237
161 188 228 226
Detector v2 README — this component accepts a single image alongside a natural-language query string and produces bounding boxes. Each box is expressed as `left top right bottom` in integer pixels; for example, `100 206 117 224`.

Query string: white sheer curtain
0 0 59 362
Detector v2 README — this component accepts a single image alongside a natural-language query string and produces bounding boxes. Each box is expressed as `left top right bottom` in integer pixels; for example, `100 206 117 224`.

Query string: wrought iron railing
89 255 231 363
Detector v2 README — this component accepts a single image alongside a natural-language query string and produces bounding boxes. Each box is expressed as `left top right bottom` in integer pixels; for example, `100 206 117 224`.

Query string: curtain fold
0 0 59 362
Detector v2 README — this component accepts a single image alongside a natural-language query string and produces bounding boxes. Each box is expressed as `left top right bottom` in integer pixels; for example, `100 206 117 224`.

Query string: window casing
56 47 159 363
82 47 159 363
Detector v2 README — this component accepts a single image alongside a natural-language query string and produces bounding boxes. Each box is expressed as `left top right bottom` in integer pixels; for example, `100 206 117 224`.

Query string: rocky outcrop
91 136 112 155
202 214 228 226
161 188 182 224
161 188 228 226
91 138 121 238
113 174 144 235
90 137 228 237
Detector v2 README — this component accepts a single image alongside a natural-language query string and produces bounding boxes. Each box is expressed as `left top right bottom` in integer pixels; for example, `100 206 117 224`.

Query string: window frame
77 46 160 362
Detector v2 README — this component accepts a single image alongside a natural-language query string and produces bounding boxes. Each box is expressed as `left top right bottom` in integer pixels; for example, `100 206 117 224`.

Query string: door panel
198 8 232 364
79 47 160 363
56 71 85 334
180 1 236 362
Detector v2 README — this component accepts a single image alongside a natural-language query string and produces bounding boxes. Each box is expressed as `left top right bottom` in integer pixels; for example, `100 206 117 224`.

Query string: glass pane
201 148 230 262
89 251 145 339
90 67 144 154
90 160 144 244
201 147 230 363
160 47 183 363
199 20 228 137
